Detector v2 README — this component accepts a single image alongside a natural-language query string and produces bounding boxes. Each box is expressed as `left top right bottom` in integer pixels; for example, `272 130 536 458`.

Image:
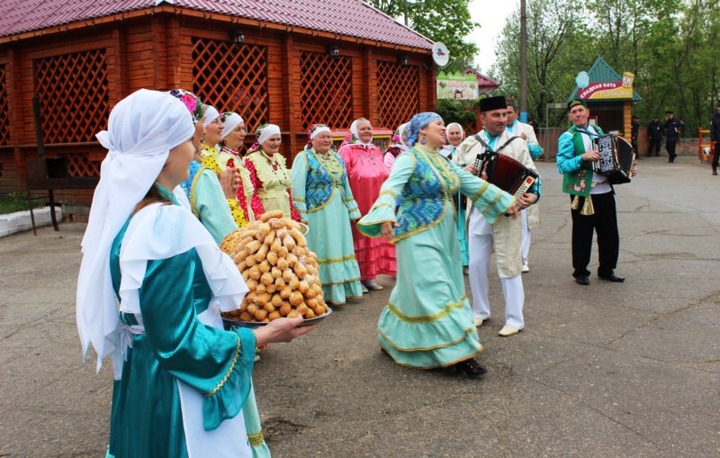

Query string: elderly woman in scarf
291 124 364 304
357 112 518 378
338 118 397 292
439 122 470 270
383 122 409 170
217 112 255 224
170 91 242 240
245 124 300 221
76 89 312 458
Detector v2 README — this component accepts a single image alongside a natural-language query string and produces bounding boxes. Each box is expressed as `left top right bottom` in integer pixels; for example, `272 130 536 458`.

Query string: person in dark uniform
631 116 639 155
663 111 683 163
711 102 720 176
647 116 663 157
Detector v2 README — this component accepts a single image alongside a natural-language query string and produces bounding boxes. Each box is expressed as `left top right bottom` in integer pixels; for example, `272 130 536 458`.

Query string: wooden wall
0 13 435 202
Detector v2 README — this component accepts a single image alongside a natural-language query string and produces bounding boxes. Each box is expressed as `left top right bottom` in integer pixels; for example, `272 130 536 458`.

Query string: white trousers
521 209 531 265
468 233 525 329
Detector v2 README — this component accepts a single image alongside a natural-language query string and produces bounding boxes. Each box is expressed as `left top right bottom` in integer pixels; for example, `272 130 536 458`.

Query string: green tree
493 0 588 126
367 0 478 70
493 0 720 133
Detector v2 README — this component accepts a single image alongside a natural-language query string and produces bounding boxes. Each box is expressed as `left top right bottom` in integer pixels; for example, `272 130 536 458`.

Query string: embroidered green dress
291 148 363 304
107 200 269 458
357 145 515 368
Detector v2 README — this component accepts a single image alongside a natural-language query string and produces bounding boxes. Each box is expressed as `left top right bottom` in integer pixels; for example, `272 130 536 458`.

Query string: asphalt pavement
1 155 718 457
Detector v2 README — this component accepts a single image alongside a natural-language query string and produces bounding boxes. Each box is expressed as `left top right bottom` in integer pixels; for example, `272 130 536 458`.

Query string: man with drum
556 98 625 286
457 95 540 337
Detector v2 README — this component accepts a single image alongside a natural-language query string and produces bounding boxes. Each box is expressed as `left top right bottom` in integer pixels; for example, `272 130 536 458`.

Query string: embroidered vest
394 149 457 239
562 125 604 197
304 149 348 211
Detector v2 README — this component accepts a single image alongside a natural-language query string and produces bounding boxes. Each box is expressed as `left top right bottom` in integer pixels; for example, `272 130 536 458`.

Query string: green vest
562 124 605 198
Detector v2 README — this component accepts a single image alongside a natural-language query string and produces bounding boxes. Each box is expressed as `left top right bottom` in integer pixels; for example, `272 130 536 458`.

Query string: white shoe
473 317 484 327
498 324 521 337
521 264 530 273
363 280 384 291
361 284 369 294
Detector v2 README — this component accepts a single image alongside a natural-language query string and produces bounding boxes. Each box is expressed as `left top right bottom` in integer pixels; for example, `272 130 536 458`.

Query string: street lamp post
520 0 528 123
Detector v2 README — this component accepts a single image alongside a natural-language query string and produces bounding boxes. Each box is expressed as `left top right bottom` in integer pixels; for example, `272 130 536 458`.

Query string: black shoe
454 358 487 378
713 170 718 176
575 276 590 286
599 274 625 283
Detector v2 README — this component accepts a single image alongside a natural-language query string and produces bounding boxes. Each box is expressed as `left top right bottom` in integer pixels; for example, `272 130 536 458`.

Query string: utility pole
404 0 409 26
520 0 528 123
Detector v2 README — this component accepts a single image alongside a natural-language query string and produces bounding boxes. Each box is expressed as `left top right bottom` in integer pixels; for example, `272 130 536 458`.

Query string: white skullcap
202 105 220 128
257 124 281 145
221 112 244 138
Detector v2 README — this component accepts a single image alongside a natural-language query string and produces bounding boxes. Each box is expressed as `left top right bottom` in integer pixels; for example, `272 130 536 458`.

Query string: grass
0 193 45 215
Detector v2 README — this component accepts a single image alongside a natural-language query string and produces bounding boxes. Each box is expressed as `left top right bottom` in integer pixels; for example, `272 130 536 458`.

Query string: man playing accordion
457 95 541 337
557 98 628 286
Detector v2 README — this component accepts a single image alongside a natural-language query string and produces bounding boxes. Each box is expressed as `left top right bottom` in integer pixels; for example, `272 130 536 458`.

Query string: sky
466 0 518 74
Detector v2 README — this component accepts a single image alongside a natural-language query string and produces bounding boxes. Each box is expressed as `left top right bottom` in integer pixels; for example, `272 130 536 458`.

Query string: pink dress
339 142 397 279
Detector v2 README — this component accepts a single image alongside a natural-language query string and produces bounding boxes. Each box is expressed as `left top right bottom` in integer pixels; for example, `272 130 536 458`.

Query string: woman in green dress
291 124 363 305
357 112 518 377
76 89 312 458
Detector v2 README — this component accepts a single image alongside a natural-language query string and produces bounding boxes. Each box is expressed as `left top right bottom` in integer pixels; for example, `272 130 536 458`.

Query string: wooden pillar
151 17 168 89
281 34 301 161
423 55 436 113
623 101 632 138
7 49 26 185
362 47 378 122
111 27 128 104
166 17 182 88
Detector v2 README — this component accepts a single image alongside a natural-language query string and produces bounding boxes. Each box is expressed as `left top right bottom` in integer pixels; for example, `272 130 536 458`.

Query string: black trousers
712 144 719 170
666 140 678 162
647 139 661 156
570 192 619 278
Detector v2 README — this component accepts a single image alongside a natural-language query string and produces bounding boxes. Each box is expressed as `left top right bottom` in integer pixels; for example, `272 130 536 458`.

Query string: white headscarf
350 118 373 147
221 112 244 139
310 126 331 140
257 124 281 145
76 89 194 374
202 105 220 128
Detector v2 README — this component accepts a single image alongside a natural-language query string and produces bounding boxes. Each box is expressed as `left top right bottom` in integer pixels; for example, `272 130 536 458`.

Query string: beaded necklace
313 148 342 176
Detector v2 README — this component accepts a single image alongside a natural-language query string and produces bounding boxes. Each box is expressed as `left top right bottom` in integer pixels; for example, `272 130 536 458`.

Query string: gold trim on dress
206 333 242 397
378 327 483 355
247 431 265 447
386 294 467 323
316 254 358 265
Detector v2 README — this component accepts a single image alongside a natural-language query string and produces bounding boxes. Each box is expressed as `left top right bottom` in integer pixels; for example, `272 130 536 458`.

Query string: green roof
567 56 642 102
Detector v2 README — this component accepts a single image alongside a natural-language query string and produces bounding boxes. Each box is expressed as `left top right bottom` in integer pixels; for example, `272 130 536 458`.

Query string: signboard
578 72 635 100
432 42 450 67
437 71 478 100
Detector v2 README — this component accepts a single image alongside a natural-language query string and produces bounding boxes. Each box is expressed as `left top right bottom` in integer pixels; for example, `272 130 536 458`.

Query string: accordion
474 152 539 199
592 134 635 185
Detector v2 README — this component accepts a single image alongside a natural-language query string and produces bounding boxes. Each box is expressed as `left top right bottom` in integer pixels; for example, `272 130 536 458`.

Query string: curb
0 206 64 238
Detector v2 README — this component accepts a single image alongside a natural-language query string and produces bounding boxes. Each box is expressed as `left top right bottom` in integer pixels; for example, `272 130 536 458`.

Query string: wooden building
566 57 641 138
0 0 435 201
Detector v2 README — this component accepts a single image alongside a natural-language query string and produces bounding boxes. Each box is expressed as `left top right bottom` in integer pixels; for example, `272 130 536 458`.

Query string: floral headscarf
220 112 244 139
249 124 281 153
307 123 332 146
167 89 204 124
406 112 442 147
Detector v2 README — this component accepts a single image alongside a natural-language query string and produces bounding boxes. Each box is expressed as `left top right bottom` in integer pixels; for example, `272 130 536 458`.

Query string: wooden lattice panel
300 52 353 130
34 49 110 144
65 153 100 177
192 39 269 130
376 61 420 130
0 63 10 146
